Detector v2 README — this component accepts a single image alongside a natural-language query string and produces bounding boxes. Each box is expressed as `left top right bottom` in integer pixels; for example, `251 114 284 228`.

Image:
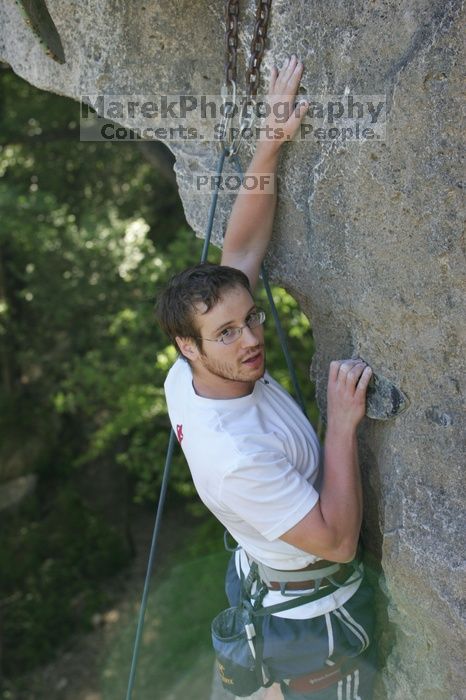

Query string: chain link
222 0 272 155
224 0 240 88
245 0 272 100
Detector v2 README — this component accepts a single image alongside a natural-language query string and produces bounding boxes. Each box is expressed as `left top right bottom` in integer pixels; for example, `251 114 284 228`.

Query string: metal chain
221 0 272 155
224 0 240 88
245 0 272 100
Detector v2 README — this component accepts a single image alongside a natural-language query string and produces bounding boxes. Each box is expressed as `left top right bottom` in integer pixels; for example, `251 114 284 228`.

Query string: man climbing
157 55 376 699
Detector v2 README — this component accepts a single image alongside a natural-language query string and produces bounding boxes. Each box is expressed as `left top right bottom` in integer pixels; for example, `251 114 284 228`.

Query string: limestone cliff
1 1 464 698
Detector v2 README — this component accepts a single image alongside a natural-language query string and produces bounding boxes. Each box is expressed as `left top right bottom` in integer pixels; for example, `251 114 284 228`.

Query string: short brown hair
155 262 252 350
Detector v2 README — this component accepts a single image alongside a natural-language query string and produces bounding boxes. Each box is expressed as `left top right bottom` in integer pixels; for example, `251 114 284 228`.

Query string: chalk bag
211 604 267 697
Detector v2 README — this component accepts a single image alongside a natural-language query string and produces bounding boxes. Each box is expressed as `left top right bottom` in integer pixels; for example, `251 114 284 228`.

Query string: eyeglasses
196 309 266 345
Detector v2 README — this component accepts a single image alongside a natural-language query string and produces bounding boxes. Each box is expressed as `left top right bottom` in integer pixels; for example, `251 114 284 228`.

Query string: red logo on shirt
176 424 184 444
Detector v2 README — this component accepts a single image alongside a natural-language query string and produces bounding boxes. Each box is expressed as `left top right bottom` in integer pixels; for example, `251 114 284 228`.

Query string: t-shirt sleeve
218 448 319 542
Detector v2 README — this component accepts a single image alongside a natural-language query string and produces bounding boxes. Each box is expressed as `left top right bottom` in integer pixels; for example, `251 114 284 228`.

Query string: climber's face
175 285 266 399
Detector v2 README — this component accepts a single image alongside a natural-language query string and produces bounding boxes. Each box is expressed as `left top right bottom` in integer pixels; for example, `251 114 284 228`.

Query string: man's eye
220 327 234 338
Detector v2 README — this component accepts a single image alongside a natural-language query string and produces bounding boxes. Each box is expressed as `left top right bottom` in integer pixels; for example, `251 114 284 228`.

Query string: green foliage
0 489 129 676
0 64 317 503
0 66 319 681
100 516 230 700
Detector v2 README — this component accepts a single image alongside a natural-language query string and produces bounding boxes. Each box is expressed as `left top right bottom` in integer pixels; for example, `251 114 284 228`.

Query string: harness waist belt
266 564 353 591
246 555 359 593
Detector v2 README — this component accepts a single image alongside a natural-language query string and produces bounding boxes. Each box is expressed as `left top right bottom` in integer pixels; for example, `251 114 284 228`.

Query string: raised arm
221 55 308 291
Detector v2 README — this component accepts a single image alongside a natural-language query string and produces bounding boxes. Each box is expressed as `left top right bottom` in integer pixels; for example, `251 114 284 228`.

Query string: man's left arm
221 55 308 291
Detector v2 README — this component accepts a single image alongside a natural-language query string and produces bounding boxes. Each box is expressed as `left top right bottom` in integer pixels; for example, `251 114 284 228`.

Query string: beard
198 345 266 384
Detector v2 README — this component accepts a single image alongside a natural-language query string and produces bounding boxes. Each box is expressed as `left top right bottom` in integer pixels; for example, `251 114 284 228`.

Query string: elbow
332 538 358 564
335 549 358 564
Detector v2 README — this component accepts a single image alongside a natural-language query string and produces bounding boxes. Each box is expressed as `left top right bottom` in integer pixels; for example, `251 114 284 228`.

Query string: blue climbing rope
124 430 176 700
125 147 308 699
125 149 229 700
201 148 228 264
261 265 307 416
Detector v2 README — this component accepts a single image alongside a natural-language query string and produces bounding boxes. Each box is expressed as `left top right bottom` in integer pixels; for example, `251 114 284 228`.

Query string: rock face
1 1 464 697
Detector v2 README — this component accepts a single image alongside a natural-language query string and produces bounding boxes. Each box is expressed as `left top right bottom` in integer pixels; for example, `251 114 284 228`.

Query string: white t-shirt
164 358 362 617
165 357 322 568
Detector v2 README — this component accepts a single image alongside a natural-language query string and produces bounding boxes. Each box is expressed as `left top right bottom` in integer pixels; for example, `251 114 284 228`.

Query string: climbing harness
211 558 346 697
211 546 363 696
247 553 362 595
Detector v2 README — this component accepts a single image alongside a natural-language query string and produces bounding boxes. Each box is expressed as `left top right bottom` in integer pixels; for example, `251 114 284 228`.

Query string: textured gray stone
1 1 464 698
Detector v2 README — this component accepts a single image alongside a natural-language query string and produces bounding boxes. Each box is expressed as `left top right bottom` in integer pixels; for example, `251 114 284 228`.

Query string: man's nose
241 324 261 346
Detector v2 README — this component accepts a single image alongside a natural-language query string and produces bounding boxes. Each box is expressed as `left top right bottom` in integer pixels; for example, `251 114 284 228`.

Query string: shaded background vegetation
0 64 316 696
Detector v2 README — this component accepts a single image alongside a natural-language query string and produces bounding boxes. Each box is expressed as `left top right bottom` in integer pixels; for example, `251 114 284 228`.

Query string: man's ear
175 336 199 362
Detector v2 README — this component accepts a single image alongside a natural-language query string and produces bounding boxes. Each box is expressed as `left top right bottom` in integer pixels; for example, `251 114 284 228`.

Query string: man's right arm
221 55 308 292
280 359 372 563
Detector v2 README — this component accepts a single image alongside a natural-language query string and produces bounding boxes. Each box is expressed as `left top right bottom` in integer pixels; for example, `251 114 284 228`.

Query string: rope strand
125 148 231 699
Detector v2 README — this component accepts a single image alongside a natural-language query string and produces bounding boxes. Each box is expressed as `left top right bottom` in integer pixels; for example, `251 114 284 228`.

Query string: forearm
279 359 370 562
221 144 280 289
220 55 307 290
319 425 363 561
